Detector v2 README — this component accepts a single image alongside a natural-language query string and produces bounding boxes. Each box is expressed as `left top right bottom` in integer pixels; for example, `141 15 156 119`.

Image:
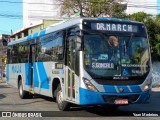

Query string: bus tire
18 80 32 99
56 84 70 111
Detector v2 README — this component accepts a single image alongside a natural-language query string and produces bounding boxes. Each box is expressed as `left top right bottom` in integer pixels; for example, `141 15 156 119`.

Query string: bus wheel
18 80 32 99
56 84 70 111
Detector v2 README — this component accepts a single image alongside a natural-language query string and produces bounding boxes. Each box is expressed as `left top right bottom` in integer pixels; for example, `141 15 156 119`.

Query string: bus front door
65 37 76 102
29 44 36 92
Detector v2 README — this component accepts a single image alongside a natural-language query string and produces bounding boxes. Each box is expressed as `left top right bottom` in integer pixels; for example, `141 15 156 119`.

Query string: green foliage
60 0 127 18
128 12 149 22
156 43 160 55
128 12 160 60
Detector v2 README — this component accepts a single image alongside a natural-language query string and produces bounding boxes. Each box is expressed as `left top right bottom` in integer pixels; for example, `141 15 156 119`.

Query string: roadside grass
152 84 160 88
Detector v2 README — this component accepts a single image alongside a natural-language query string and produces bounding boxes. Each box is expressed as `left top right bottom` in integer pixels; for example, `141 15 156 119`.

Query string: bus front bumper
79 87 151 105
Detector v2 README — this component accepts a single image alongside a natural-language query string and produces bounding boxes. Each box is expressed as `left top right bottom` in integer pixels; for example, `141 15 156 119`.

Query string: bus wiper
127 33 134 48
124 40 127 56
123 34 134 60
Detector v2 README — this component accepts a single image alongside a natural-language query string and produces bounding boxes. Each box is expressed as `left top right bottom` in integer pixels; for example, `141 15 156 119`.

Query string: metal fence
152 62 160 85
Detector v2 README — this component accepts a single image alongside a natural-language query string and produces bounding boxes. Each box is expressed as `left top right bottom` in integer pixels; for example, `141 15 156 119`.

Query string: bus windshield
84 34 150 77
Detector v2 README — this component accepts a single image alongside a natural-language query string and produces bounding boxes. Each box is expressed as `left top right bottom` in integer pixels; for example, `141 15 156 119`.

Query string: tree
128 12 155 46
156 43 160 55
154 15 160 56
128 12 160 61
60 0 127 18
128 12 152 22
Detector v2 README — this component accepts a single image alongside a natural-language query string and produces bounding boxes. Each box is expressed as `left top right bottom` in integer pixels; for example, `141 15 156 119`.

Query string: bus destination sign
91 23 138 32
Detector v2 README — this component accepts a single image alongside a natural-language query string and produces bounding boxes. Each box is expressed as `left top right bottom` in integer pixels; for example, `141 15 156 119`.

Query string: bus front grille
94 79 144 85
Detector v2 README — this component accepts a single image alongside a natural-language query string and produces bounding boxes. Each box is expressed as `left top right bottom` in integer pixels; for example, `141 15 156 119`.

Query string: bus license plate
115 99 128 105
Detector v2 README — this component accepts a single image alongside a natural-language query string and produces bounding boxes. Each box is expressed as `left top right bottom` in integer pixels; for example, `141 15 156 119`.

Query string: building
23 0 62 28
9 0 63 41
126 0 160 15
10 19 62 41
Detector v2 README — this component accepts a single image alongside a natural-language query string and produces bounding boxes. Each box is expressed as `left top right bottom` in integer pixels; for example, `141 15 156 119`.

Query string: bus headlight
142 78 152 91
143 85 149 90
83 78 98 92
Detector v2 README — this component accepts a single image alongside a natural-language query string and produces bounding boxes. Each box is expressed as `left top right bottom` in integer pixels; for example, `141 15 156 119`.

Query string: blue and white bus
6 17 152 111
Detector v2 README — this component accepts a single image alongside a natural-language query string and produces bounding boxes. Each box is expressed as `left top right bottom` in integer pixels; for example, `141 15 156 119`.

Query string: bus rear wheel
18 80 32 99
56 84 70 111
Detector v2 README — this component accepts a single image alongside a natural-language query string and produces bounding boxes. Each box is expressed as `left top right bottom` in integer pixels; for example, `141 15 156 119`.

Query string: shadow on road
33 94 55 102
0 85 11 88
151 90 160 99
0 94 6 99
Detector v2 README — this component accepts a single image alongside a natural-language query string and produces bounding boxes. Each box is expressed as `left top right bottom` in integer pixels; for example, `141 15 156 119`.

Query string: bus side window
18 41 29 63
32 46 36 63
67 36 77 70
39 32 64 62
12 45 19 63
18 44 24 63
7 47 12 64
24 45 29 63
36 44 43 62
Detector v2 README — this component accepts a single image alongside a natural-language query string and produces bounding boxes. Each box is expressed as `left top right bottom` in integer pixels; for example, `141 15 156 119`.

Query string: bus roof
8 17 143 46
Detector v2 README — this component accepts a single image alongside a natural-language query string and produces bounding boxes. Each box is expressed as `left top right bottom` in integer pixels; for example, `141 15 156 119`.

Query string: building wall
43 20 60 28
23 0 62 28
28 20 61 34
28 24 43 35
126 0 158 15
10 19 62 41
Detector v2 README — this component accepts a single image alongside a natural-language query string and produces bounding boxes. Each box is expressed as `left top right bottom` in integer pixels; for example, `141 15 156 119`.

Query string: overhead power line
0 14 22 19
28 10 60 12
0 0 160 5
0 13 65 19
0 29 10 33
0 0 62 5
0 0 160 8
0 2 160 19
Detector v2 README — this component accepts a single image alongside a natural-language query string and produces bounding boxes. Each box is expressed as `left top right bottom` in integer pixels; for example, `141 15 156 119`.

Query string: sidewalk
152 87 160 92
0 77 6 83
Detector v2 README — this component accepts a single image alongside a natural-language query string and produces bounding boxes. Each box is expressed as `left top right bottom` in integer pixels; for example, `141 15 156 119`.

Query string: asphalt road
0 81 160 120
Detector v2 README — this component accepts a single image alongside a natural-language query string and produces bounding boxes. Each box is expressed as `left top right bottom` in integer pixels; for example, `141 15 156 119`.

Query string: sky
126 0 159 15
0 0 23 35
